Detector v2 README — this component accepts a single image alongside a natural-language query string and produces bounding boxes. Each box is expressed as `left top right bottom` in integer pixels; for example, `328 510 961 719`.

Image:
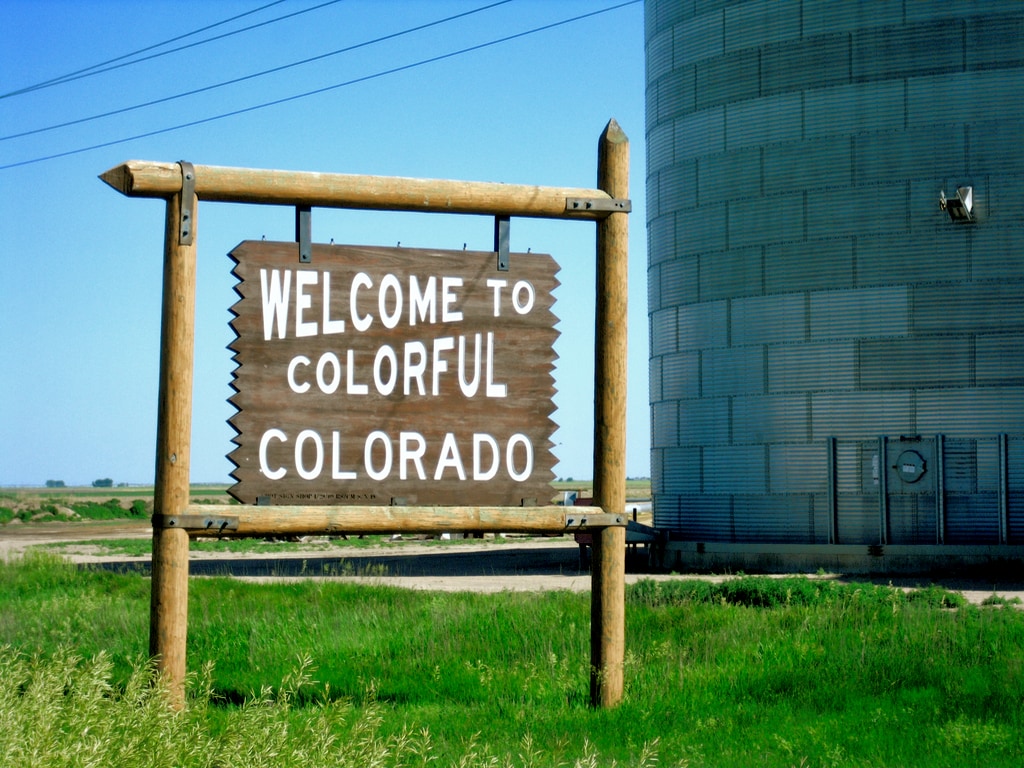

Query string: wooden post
591 119 629 708
149 174 196 710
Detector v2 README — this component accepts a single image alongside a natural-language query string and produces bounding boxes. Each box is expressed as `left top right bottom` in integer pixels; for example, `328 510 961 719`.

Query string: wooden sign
228 241 560 506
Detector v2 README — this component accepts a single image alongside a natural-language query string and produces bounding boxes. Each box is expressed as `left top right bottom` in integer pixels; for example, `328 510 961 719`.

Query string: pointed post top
98 163 131 195
600 118 629 146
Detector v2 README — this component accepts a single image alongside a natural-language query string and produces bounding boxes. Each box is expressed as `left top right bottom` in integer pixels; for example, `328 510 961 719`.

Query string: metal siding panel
704 445 766 494
855 231 970 287
916 389 1024 436
732 495 814 544
647 27 676 83
679 397 731 446
859 338 973 390
854 126 966 185
806 184 908 240
724 0 801 52
725 92 803 149
769 443 829 494
802 0 904 37
662 352 700 400
678 301 728 350
675 10 724 68
702 346 765 397
678 495 733 541
976 334 1024 386
651 307 677 355
676 203 728 254
811 392 914 439
888 495 939 545
768 341 856 393
699 148 760 205
659 256 700 308
908 70 1024 128
700 247 764 301
835 494 880 545
696 49 760 110
652 401 679 448
809 286 909 341
945 494 1000 544
853 20 963 82
732 293 806 346
762 33 850 95
766 239 854 294
729 193 806 249
804 80 905 139
662 447 702 494
763 137 852 195
733 394 809 443
675 107 726 161
912 283 1024 334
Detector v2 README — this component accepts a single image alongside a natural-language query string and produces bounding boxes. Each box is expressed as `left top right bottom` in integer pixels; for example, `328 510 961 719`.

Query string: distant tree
45 479 65 488
92 478 114 488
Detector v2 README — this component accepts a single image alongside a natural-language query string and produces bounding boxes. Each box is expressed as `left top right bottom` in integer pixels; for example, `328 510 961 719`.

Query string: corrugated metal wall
646 0 1024 547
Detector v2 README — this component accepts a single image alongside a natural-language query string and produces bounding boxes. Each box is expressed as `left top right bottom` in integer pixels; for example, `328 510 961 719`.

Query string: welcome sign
227 241 560 506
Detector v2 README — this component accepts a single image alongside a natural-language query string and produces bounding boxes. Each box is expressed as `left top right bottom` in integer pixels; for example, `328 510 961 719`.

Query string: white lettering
364 430 392 481
287 355 311 394
473 433 500 481
322 271 345 334
506 433 533 481
260 269 291 340
434 433 466 480
486 278 506 317
259 428 288 480
379 273 403 329
331 431 357 480
512 280 535 315
351 272 373 332
295 429 324 480
441 276 463 322
295 270 318 338
404 341 427 395
399 431 427 480
346 349 368 395
432 337 455 396
409 275 436 325
374 345 398 395
485 332 507 397
458 333 481 397
315 352 341 395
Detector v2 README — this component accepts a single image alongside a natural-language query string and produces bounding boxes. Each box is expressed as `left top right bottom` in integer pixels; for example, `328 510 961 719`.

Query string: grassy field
0 480 651 527
2 553 1022 767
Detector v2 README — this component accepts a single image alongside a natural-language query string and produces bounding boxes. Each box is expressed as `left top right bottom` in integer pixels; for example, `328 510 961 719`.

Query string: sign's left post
150 168 196 710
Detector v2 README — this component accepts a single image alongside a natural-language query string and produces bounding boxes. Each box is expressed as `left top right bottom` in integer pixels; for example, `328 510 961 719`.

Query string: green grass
1 554 1022 766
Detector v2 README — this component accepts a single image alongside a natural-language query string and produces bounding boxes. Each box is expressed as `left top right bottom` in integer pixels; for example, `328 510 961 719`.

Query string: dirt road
3 519 1023 604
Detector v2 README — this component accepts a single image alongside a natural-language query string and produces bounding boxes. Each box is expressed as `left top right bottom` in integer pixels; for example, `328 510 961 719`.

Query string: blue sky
0 0 647 486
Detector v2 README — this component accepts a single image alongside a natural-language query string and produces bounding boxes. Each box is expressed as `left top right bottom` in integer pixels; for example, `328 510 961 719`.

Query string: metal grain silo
645 0 1024 571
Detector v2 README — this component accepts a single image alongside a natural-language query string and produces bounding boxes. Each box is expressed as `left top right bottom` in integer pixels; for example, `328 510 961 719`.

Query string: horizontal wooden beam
100 161 627 220
166 504 627 537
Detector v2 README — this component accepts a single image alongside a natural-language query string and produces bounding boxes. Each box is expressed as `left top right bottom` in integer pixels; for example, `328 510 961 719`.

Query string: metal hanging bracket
178 161 196 245
494 215 510 271
153 513 239 532
295 205 312 263
565 196 631 214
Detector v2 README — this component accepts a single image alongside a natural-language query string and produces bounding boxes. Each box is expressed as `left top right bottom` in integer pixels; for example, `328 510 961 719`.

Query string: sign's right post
591 119 629 708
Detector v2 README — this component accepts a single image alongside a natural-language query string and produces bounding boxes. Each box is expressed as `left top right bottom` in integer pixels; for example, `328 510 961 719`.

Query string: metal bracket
565 513 626 529
295 205 312 263
565 197 631 214
178 161 196 245
153 513 239 532
494 215 510 271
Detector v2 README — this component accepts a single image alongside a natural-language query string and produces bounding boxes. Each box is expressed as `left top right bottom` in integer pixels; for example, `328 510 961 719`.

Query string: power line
0 0 640 171
1 0 514 142
0 0 341 99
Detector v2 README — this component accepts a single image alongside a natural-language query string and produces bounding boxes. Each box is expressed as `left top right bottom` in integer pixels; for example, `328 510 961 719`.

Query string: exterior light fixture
939 186 973 222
